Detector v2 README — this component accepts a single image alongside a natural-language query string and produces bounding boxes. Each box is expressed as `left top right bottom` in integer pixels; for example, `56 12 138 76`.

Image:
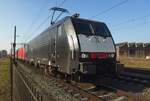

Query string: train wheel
74 71 81 82
51 66 58 77
47 66 52 75
35 62 40 69
65 74 71 83
30 61 34 66
44 66 48 76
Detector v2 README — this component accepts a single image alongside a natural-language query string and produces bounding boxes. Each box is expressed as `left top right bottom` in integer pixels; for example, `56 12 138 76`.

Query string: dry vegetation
118 56 150 69
0 58 10 101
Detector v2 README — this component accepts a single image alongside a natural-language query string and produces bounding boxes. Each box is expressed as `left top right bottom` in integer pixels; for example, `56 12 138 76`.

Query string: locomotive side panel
63 18 80 74
26 29 50 65
38 30 50 64
49 27 57 64
56 23 70 73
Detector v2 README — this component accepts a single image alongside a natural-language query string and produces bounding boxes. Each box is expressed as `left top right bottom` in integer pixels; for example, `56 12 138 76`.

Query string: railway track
119 68 150 82
16 61 150 101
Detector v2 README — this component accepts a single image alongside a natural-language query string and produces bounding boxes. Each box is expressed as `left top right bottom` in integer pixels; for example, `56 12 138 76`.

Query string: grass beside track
118 56 150 69
0 58 10 101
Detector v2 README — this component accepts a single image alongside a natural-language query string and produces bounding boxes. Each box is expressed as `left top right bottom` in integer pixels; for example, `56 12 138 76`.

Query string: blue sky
0 0 150 52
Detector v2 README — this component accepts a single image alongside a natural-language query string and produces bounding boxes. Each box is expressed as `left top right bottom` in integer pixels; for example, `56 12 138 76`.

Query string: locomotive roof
70 16 105 24
27 16 105 44
48 16 105 30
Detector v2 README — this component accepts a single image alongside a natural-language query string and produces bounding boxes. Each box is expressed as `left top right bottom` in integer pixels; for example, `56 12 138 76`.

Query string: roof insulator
72 13 80 18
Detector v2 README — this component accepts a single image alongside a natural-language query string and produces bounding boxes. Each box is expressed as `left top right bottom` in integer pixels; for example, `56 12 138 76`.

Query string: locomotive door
55 25 62 66
50 27 57 64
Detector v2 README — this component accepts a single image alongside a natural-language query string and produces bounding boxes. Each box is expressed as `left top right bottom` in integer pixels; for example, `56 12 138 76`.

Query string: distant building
0 50 7 58
116 42 150 58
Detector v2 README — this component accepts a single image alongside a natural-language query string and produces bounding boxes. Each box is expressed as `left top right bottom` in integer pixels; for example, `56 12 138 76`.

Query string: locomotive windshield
92 22 111 37
72 18 111 37
72 22 92 35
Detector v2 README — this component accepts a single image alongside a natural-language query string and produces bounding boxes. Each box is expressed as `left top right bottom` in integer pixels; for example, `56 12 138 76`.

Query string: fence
12 63 50 101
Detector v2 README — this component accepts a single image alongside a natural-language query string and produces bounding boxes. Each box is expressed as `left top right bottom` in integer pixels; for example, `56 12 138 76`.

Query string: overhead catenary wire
55 0 67 7
24 14 52 42
24 0 68 43
112 20 150 31
24 0 48 37
59 0 68 7
90 0 128 19
56 0 58 6
111 18 150 31
111 13 150 28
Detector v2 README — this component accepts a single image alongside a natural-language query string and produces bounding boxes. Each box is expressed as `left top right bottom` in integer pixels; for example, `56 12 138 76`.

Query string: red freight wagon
17 48 25 60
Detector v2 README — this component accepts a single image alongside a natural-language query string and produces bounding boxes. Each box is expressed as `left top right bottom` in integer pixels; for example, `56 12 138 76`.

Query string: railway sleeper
98 93 118 101
111 96 128 101
73 93 80 97
80 97 88 101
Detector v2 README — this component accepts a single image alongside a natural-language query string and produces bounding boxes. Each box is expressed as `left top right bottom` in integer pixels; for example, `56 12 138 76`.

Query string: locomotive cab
71 17 117 77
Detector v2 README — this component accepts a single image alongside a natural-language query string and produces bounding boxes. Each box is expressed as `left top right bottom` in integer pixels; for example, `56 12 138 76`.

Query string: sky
0 0 150 52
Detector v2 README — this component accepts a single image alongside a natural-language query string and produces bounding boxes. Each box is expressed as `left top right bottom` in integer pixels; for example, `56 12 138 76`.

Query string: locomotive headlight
109 53 115 58
81 53 89 58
